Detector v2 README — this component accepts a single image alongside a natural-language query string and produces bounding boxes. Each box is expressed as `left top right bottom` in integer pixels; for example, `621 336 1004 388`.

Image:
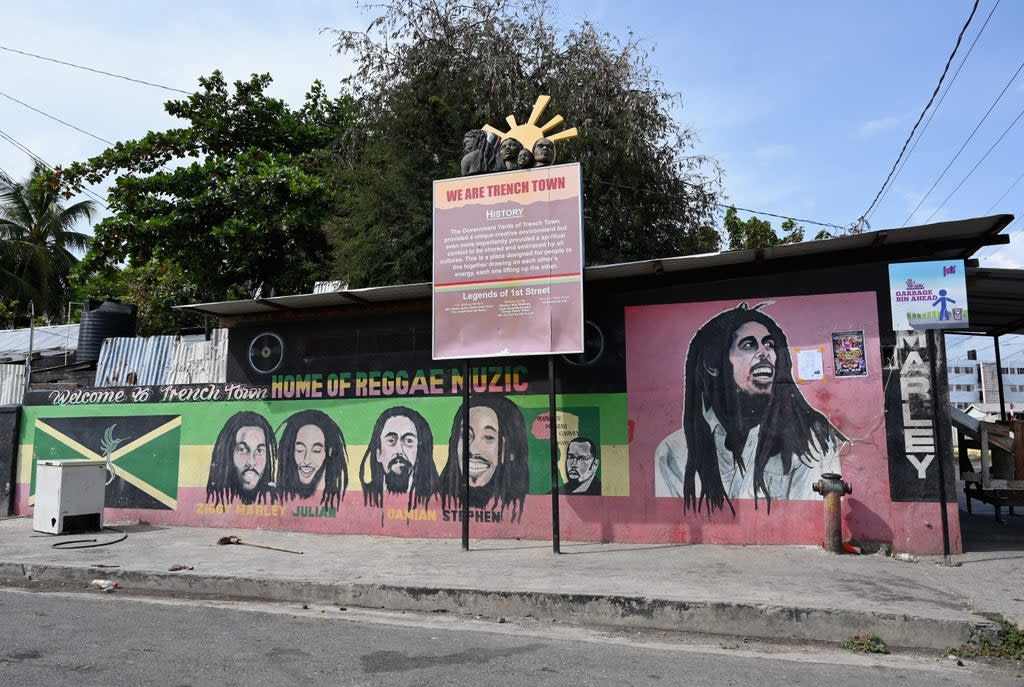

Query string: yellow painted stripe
35 420 101 461
109 417 182 462
112 468 177 509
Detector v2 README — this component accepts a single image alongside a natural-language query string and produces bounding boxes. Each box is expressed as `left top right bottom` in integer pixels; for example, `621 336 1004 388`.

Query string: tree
0 163 95 319
56 72 359 307
323 0 723 286
70 259 200 337
723 206 807 251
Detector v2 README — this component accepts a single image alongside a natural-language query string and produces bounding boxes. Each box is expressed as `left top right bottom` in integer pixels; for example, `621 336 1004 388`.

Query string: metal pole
927 331 952 564
994 334 1007 422
461 359 471 551
548 355 561 554
23 301 34 397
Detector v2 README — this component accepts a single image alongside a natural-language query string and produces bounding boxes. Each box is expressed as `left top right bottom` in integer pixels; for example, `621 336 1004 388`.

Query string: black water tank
75 300 137 363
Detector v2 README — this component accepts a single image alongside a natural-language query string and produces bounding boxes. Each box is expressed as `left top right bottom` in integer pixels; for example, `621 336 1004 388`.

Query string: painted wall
15 379 629 541
12 268 961 553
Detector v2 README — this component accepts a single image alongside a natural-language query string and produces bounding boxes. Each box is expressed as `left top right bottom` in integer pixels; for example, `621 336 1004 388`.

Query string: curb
1 562 999 651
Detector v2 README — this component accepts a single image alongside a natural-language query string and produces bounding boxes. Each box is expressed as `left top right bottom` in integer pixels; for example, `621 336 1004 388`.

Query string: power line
592 177 848 231
975 171 1024 260
0 127 107 209
871 0 1000 217
858 0 980 225
902 59 1023 226
986 169 1024 215
0 88 114 146
923 104 1024 223
716 204 846 231
0 43 191 95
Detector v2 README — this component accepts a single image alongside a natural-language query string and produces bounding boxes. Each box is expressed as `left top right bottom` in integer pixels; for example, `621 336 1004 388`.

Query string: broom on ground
217 535 303 554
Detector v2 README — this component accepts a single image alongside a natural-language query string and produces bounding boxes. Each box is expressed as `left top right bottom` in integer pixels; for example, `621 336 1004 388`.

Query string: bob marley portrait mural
627 292 888 525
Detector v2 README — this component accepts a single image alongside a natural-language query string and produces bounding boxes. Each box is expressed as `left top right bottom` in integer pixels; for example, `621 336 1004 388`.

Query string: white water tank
32 460 106 534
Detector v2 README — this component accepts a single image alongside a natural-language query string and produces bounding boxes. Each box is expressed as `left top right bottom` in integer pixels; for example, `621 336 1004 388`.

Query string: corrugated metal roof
174 214 1012 317
0 324 78 362
95 335 177 387
0 364 25 405
165 328 227 384
94 330 229 387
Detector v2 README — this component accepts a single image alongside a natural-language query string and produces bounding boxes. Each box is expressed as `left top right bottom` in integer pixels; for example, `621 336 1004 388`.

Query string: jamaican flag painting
31 415 181 510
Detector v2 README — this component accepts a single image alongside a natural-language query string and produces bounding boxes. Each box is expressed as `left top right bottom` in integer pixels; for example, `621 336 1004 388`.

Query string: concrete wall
0 405 19 517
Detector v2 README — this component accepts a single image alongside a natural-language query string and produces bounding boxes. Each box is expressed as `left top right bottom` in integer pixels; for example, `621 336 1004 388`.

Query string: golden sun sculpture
482 95 578 151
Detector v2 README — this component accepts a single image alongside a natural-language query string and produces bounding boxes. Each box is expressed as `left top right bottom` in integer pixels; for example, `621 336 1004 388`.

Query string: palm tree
0 163 96 319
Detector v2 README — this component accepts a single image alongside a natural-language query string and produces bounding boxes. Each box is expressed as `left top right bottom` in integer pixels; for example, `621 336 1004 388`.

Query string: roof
960 266 1024 337
175 214 1013 318
0 324 78 362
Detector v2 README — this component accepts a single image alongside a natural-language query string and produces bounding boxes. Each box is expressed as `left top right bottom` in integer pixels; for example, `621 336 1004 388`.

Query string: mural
358 406 437 511
657 302 845 512
276 409 348 509
30 415 181 510
206 411 277 507
15 379 628 538
558 437 601 495
439 395 529 522
628 292 886 520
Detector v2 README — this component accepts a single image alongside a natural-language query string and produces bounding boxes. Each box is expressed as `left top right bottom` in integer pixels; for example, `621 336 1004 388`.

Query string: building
6 214 1016 554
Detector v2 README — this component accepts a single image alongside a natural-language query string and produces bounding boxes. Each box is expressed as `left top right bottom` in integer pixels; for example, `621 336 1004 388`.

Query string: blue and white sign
888 260 968 331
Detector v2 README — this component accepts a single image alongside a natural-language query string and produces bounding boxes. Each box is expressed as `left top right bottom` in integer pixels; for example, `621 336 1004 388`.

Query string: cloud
856 115 904 139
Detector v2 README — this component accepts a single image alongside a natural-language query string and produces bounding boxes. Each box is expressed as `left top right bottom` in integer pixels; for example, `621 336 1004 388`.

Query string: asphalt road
0 587 1019 686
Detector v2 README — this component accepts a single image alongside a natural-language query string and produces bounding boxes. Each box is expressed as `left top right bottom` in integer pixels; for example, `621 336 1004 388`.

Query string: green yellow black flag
31 415 181 510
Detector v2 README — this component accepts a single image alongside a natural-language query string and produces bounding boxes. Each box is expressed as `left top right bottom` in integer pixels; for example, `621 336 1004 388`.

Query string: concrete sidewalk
0 509 1021 651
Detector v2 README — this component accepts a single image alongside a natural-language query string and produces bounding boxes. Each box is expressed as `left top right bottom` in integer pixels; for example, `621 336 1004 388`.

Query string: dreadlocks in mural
655 303 845 514
359 406 438 511
206 411 277 507
276 409 348 509
440 395 529 522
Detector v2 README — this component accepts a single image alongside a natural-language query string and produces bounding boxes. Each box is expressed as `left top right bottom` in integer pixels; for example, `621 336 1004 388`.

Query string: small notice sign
888 260 969 331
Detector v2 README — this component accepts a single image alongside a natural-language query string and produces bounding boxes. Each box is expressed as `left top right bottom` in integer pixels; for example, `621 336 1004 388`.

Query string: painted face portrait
441 395 529 521
207 411 277 507
566 440 598 484
459 405 501 487
275 409 348 507
233 425 268 492
651 302 846 514
360 406 438 511
376 414 419 493
728 321 776 396
293 423 326 486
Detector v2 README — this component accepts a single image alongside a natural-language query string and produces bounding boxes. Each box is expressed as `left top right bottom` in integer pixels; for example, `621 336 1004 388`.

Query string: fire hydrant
812 472 852 554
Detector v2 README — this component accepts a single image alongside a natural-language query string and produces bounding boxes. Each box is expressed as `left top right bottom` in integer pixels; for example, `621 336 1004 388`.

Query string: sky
1 1 1023 357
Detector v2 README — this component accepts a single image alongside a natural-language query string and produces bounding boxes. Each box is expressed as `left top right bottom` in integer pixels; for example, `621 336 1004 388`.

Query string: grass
949 613 1024 661
842 634 890 654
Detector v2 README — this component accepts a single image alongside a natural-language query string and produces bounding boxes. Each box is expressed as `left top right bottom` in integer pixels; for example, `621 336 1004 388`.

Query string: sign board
888 260 969 330
432 163 584 359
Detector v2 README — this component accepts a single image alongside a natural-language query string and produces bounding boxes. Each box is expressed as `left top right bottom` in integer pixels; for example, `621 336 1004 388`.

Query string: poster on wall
832 330 868 377
432 163 584 359
888 260 969 330
625 292 886 519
